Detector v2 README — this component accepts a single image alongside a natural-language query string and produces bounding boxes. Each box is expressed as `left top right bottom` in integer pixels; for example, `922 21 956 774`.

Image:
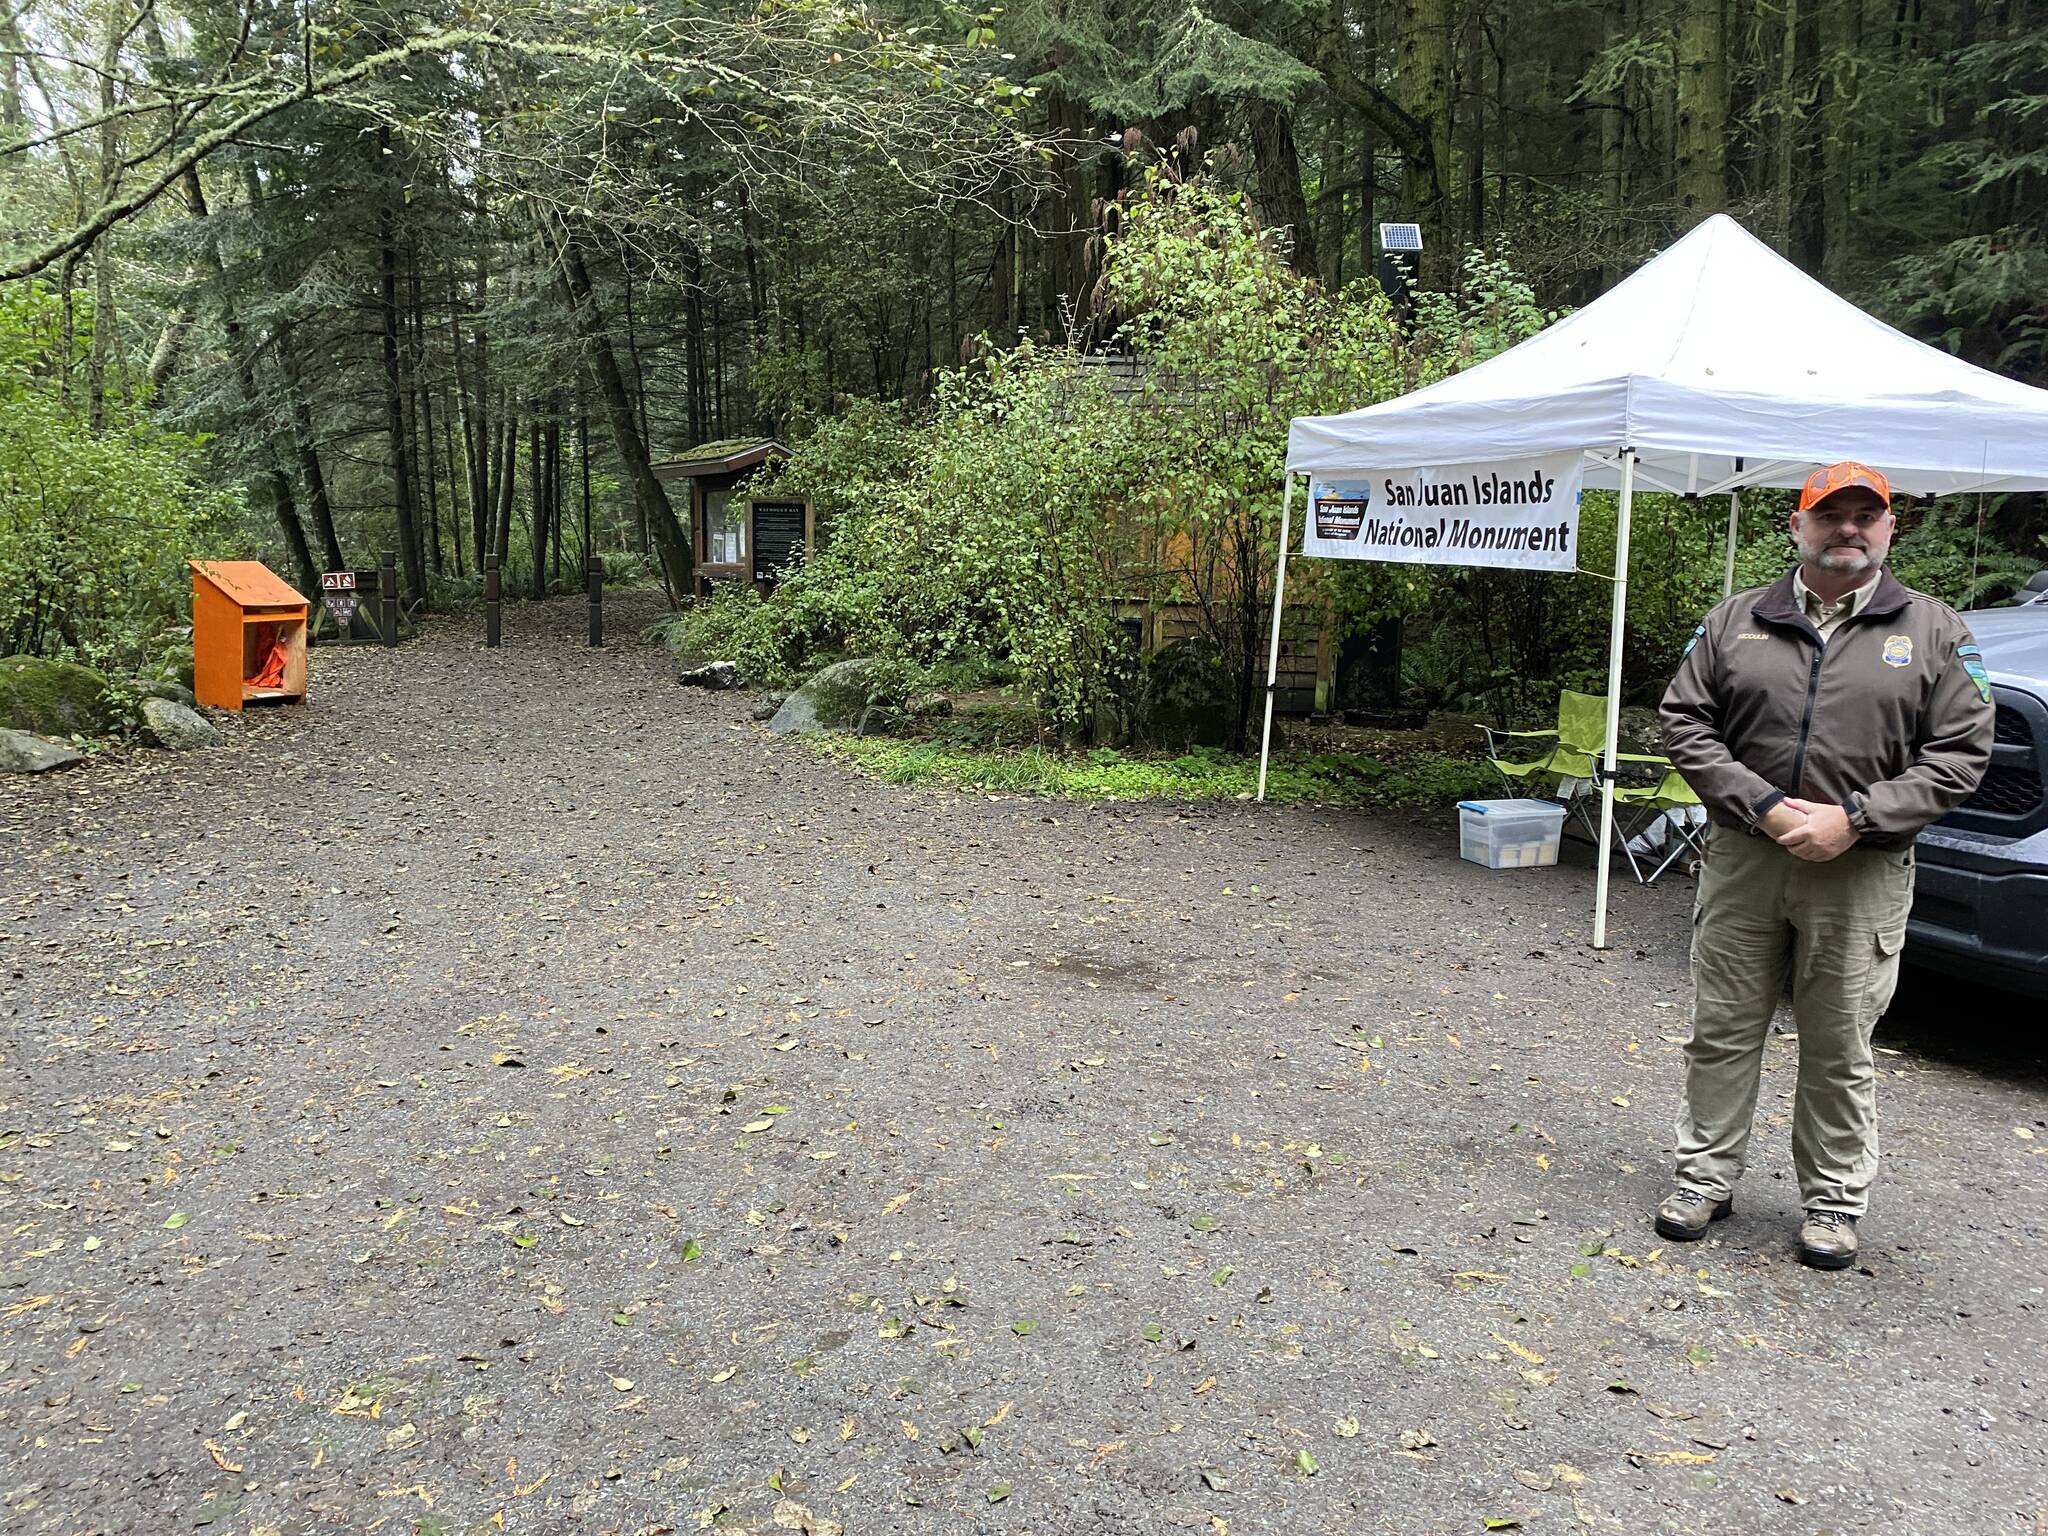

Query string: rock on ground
134 676 199 709
0 653 122 736
767 656 887 735
139 695 221 750
0 725 85 772
677 660 742 690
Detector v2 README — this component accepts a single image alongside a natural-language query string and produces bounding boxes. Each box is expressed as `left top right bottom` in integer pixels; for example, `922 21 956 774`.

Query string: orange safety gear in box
189 561 309 710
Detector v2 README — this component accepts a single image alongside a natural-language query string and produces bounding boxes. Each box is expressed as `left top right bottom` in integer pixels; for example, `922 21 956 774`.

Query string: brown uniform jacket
1659 568 1993 848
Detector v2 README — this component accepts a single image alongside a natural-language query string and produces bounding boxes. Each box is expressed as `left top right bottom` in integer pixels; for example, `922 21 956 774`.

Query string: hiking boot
1653 1187 1733 1241
1797 1209 1859 1270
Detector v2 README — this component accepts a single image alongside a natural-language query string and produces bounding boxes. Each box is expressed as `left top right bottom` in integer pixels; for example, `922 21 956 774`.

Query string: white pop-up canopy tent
1258 213 2048 946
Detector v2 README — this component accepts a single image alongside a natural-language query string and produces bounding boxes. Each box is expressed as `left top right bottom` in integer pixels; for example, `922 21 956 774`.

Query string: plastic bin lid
1457 798 1567 816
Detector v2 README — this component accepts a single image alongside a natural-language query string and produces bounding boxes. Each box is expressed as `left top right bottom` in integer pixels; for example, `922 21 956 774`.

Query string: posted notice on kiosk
1302 451 1583 572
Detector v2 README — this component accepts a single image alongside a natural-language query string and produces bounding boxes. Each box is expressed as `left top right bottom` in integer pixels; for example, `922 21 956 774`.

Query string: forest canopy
2 0 2041 716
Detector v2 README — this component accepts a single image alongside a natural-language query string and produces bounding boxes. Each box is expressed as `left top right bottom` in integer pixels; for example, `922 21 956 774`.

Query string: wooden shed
651 439 811 598
189 560 309 710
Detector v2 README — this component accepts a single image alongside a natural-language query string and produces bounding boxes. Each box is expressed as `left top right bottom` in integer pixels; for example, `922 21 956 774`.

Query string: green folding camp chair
1478 690 1663 846
1613 767 1708 885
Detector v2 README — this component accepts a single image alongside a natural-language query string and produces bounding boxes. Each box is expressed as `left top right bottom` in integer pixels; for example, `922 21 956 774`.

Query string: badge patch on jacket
1958 643 1992 703
1881 634 1912 668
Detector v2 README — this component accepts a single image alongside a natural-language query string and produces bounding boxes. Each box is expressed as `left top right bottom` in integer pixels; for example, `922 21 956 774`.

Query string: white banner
1302 451 1584 571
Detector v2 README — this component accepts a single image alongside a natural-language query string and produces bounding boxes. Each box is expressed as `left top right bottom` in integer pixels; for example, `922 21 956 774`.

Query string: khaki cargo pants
1675 822 1915 1216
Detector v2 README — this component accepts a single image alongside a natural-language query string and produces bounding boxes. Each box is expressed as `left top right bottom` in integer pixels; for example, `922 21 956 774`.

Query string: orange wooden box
189 560 309 711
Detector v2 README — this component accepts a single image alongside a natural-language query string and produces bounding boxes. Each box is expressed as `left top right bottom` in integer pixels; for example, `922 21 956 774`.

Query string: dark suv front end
1907 603 2048 997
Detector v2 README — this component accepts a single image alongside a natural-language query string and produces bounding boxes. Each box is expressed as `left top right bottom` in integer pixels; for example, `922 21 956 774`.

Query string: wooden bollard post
587 554 603 647
484 553 501 648
379 551 398 648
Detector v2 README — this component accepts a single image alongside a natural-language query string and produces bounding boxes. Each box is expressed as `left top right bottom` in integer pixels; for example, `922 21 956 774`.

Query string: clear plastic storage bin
1457 798 1567 869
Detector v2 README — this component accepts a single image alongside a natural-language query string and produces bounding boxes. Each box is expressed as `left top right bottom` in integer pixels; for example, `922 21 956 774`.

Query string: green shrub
0 285 240 672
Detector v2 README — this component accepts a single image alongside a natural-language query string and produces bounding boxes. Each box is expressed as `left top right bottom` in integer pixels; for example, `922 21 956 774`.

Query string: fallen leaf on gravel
1492 1333 1544 1365
1011 1319 1038 1336
1333 1416 1360 1438
1774 1487 1806 1504
1644 1401 1696 1421
609 1377 634 1392
841 1415 857 1440
1628 1448 1715 1466
203 1439 241 1473
1482 1519 1520 1531
1295 1450 1318 1477
162 1213 189 1230
982 1402 1013 1428
1089 1440 1125 1468
1198 1467 1232 1492
1192 1375 1217 1395
986 1484 1010 1504
1513 1470 1552 1491
2015 1127 2035 1140
1398 1428 1437 1450
772 1500 843 1535
709 1366 737 1383
882 1193 912 1215
1551 1463 1584 1485
900 1420 918 1441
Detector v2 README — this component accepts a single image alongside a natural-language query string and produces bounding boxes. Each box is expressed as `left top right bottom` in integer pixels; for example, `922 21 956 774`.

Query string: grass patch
807 738 1494 808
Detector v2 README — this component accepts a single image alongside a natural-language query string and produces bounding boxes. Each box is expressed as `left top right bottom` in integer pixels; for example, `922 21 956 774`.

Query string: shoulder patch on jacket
1681 622 1706 659
1958 643 1992 703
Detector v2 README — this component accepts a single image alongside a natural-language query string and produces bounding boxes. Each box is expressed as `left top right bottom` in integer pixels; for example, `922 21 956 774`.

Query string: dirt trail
2 597 2042 1535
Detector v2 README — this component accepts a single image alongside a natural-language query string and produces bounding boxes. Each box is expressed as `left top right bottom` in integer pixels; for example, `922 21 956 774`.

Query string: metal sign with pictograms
319 572 360 631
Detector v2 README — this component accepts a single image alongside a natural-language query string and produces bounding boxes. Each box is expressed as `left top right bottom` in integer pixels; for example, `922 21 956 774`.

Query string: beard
1795 531 1879 574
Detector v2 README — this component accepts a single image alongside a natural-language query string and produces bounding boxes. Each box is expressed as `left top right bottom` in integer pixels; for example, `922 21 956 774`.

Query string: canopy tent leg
1722 487 1740 598
1593 450 1637 951
1254 472 1298 802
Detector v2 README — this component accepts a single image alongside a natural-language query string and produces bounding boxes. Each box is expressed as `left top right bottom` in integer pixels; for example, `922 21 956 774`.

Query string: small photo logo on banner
1312 481 1369 540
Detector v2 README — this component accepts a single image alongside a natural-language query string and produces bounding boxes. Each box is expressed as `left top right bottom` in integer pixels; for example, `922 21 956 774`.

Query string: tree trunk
549 227 693 600
1817 0 1859 284
683 240 708 443
376 143 426 606
495 409 517 568
408 249 443 578
529 413 546 598
546 408 562 587
277 322 346 573
1772 0 1799 250
1318 110 1346 289
1247 97 1321 279
1394 0 1456 286
1462 5 1488 248
442 385 466 579
1675 0 1730 223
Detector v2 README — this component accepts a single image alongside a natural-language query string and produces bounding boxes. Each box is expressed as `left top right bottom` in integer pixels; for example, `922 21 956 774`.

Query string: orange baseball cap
1798 461 1890 512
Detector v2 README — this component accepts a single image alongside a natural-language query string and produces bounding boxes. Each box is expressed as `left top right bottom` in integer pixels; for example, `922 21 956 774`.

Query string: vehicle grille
1964 696 2045 822
1970 762 2045 817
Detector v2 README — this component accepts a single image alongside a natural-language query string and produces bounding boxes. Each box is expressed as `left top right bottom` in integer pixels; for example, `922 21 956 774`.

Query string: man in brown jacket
1654 461 1993 1268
